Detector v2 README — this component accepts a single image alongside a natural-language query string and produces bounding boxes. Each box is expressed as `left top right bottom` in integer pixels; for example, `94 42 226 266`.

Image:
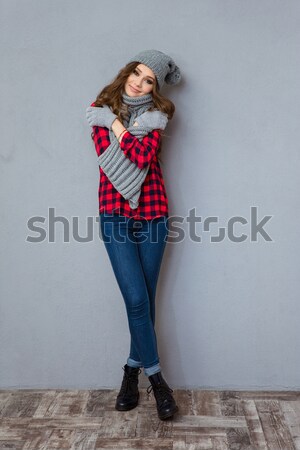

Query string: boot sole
158 404 179 420
115 401 139 411
115 392 139 411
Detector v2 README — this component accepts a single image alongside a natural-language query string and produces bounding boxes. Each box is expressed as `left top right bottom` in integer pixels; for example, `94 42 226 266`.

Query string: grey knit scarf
97 92 157 210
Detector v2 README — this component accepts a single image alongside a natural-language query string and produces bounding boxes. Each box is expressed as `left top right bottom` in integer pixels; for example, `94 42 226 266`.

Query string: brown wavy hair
92 61 176 162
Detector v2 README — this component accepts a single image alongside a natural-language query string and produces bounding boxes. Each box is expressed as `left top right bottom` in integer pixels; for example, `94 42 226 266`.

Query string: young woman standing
86 49 181 420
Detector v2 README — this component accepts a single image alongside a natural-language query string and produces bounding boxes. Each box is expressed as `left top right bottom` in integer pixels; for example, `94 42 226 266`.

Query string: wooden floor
0 388 299 449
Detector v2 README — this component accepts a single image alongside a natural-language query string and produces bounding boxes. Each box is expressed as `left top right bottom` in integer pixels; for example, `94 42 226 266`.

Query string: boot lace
146 383 174 402
119 366 141 395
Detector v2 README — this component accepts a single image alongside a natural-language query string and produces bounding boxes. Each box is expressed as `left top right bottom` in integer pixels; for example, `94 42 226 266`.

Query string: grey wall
1 0 299 390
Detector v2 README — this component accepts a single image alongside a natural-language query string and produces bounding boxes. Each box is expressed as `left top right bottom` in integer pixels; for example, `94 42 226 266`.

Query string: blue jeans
99 212 169 377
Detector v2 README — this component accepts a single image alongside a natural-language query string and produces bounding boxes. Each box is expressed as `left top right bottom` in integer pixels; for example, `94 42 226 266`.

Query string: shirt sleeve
91 126 110 157
119 129 161 169
88 102 110 158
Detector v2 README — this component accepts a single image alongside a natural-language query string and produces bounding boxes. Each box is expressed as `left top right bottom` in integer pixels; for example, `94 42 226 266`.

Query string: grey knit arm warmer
97 124 158 210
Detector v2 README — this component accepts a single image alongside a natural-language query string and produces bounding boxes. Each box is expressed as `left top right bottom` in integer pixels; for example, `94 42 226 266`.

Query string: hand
135 110 168 130
86 105 117 129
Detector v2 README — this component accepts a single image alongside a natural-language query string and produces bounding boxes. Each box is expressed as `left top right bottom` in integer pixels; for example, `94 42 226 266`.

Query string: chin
125 87 135 97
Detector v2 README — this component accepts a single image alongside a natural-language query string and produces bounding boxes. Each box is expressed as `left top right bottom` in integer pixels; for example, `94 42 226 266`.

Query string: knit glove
135 110 168 130
86 105 117 129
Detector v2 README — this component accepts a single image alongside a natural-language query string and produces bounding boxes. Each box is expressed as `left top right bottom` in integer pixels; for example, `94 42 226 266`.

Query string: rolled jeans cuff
127 357 143 368
144 363 161 377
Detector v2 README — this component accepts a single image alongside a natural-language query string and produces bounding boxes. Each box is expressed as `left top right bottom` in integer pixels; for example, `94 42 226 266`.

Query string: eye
132 69 153 85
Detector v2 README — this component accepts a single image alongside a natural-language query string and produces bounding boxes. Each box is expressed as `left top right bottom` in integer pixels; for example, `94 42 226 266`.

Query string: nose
135 78 142 88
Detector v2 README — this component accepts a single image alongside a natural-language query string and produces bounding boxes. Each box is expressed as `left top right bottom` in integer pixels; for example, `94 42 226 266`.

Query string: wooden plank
32 390 58 418
173 389 193 416
135 410 174 438
0 440 25 450
22 429 53 450
191 390 222 416
221 390 300 401
85 390 119 415
41 429 76 449
43 390 90 417
225 428 252 449
219 391 244 416
280 400 300 450
211 436 229 450
255 399 296 450
172 414 247 429
64 430 99 450
173 436 214 450
1 417 104 430
242 399 268 449
0 391 42 417
0 392 13 417
94 437 173 449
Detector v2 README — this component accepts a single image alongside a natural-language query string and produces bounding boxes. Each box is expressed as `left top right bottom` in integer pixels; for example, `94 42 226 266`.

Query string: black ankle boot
115 364 142 411
147 371 179 420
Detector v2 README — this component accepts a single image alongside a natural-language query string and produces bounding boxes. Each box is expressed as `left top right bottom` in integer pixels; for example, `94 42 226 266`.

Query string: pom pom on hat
165 63 181 86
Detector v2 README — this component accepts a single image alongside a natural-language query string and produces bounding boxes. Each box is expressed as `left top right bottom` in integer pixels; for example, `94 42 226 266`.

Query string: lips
130 85 140 93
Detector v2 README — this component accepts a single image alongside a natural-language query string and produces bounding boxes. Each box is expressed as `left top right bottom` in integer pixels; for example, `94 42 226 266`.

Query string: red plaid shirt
90 105 169 220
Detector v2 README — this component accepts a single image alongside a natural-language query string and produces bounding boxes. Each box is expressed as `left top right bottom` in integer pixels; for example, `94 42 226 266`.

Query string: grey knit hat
127 49 181 90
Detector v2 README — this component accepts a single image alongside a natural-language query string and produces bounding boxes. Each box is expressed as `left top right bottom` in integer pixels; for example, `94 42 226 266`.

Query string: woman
86 49 181 420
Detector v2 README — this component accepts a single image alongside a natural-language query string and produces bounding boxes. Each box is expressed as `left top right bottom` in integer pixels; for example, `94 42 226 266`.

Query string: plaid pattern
91 119 169 220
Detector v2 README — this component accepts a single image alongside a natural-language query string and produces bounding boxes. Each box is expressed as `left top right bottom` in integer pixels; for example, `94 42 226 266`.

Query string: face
124 63 156 97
